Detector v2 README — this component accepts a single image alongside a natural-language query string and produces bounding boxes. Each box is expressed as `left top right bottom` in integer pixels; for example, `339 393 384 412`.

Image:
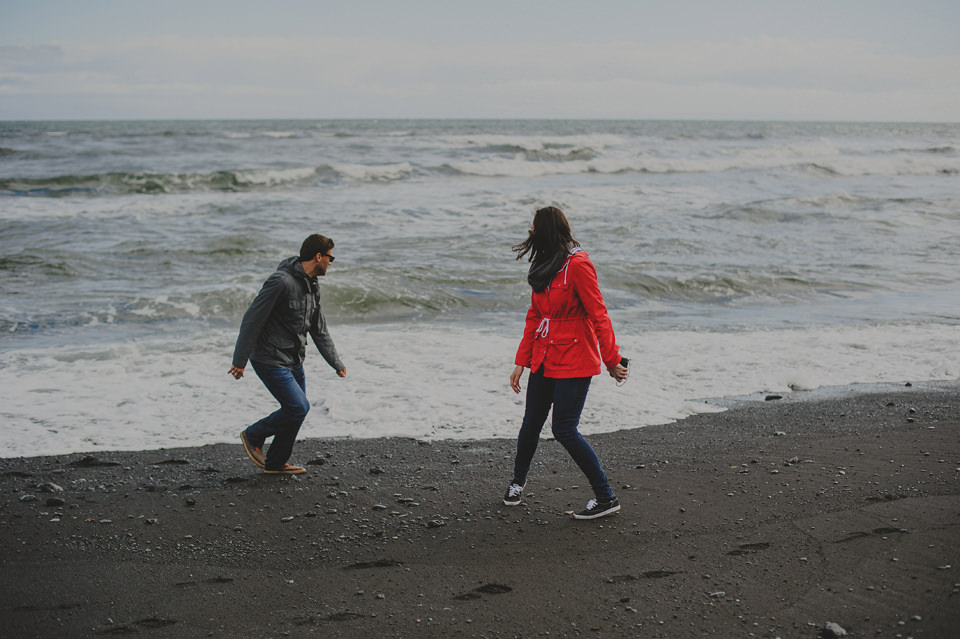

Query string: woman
505 206 628 520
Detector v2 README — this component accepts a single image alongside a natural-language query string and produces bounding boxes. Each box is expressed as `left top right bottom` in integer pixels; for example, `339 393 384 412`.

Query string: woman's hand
510 365 525 394
608 363 629 382
228 365 244 380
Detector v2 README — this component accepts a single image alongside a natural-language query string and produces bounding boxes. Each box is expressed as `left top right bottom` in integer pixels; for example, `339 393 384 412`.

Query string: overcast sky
1 0 958 121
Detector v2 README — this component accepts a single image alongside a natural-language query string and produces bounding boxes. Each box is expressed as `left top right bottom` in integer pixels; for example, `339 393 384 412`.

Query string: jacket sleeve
309 300 345 372
570 256 620 369
514 296 541 367
232 272 285 369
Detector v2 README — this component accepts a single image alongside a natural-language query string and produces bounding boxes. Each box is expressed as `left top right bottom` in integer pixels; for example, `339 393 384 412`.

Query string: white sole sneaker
502 481 526 506
573 498 621 520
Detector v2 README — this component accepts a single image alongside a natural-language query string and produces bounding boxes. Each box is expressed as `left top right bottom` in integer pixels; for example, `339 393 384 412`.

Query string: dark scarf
527 250 572 293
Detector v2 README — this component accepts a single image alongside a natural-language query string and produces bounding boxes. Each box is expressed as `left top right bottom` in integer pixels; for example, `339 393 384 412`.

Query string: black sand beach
2 384 958 638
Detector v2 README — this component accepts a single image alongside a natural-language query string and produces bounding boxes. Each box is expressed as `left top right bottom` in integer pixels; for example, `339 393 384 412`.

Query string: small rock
281 516 295 522
369 467 385 475
709 591 725 598
38 482 64 494
775 431 787 437
19 494 37 502
823 621 847 638
427 520 446 528
144 518 159 525
765 395 783 401
372 504 387 510
45 497 65 507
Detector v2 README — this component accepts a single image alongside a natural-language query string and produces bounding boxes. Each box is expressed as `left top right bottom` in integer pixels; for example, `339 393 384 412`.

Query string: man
229 234 346 474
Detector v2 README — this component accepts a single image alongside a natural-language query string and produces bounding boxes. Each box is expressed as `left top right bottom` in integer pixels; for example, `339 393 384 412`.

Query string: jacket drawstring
535 317 550 338
556 248 581 287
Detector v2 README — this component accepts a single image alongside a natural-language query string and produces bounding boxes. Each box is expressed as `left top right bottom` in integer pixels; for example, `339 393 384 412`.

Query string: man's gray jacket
232 256 344 372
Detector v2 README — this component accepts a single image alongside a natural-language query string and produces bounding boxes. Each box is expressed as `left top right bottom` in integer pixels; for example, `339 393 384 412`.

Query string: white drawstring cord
535 317 550 338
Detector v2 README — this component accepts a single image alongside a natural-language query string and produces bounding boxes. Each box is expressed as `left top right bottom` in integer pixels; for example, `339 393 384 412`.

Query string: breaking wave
0 163 414 196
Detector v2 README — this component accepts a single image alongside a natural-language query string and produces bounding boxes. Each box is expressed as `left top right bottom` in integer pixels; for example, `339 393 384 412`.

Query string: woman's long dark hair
513 206 580 292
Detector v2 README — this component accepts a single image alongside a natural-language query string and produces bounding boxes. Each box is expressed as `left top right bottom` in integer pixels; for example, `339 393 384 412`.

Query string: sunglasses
322 253 335 262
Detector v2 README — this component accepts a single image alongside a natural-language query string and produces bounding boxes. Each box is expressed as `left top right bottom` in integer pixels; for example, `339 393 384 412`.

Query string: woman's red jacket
514 250 621 378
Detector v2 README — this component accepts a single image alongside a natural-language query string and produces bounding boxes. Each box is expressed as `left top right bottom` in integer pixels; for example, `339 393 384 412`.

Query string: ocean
1 119 958 458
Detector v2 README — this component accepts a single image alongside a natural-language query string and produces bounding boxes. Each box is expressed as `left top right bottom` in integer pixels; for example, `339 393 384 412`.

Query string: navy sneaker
502 481 526 506
573 497 621 520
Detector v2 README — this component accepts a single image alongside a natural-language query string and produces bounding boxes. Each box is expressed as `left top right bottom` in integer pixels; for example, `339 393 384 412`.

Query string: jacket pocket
288 297 307 332
547 337 580 368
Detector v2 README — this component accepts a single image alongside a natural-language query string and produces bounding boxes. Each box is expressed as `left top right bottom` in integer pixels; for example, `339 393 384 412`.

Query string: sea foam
1 321 956 458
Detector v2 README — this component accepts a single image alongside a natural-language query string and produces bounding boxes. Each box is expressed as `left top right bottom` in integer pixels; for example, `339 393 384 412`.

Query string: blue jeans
245 361 309 470
512 368 615 501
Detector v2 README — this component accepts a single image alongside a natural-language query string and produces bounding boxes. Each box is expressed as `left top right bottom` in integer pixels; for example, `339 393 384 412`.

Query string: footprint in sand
607 571 680 583
727 542 771 556
454 583 513 600
343 559 403 569
833 528 908 543
100 617 177 634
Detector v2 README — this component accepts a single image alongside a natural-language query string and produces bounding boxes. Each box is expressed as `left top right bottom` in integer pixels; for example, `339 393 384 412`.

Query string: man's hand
337 368 347 378
228 366 244 380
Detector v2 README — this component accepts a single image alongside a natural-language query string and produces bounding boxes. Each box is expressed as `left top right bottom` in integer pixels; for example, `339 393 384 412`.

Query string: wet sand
2 383 958 638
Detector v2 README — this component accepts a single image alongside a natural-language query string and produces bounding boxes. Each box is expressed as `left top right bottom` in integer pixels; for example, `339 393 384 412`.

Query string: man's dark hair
300 234 334 261
512 206 579 263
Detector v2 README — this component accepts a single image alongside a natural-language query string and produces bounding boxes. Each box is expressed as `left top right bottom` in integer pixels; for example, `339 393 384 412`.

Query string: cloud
0 45 63 66
1 35 958 120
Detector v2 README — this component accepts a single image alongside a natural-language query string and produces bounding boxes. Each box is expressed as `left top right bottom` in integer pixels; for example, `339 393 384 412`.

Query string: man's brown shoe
263 464 306 475
240 431 265 468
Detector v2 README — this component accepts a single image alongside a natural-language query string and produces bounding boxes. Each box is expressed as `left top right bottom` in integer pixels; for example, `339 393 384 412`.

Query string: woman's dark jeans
245 361 309 469
512 368 615 501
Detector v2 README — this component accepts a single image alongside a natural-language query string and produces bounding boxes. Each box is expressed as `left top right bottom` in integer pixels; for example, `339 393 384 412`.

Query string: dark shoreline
2 383 958 638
